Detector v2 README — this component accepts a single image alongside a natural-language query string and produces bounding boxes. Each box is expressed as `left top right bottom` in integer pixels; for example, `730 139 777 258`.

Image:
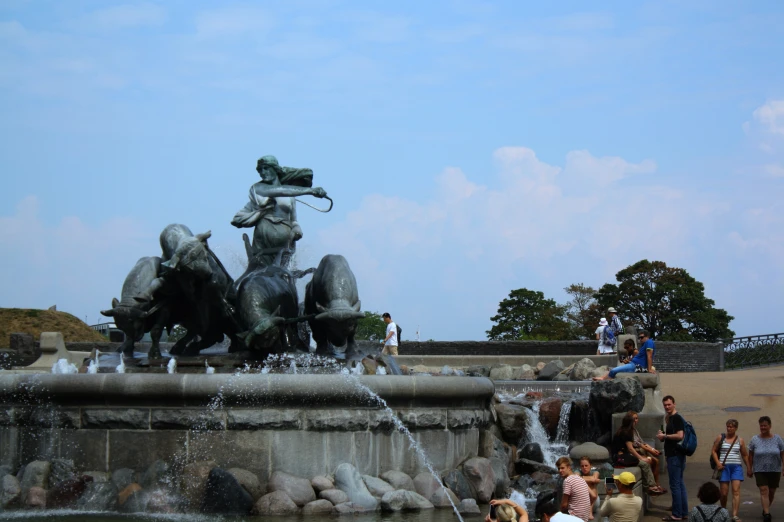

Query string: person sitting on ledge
593 330 656 381
619 339 637 364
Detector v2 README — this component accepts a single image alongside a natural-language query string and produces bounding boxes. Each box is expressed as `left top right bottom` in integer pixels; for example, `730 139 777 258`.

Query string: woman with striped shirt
711 419 750 522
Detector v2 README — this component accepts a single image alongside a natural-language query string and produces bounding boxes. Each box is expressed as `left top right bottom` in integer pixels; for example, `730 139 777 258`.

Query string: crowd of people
485 307 784 522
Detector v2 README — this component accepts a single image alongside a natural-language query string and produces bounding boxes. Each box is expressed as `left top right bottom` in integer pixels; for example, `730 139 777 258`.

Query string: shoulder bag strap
696 506 707 522
721 436 738 465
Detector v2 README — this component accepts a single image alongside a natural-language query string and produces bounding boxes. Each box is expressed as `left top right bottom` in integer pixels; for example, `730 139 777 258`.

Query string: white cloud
753 100 784 136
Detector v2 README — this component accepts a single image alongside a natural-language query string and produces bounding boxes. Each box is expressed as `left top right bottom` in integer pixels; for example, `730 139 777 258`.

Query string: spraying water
205 359 215 374
51 359 78 374
554 402 572 444
347 375 465 522
115 353 126 374
167 357 177 374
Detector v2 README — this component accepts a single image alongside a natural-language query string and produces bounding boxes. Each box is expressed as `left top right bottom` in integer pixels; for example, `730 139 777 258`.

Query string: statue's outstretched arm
254 184 327 199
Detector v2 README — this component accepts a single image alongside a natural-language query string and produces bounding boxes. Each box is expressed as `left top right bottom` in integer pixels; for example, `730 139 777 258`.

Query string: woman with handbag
628 411 663 489
711 419 750 522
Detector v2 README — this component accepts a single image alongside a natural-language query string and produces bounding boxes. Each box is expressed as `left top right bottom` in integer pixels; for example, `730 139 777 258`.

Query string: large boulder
431 486 460 508
489 457 511 498
380 490 434 511
519 442 545 463
441 469 474 501
181 461 217 509
571 358 597 381
461 458 495 503
334 463 378 510
569 442 610 463
320 488 349 505
268 471 316 507
20 460 51 501
380 470 415 491
494 403 528 444
513 364 536 380
49 459 76 488
459 498 481 514
111 468 137 491
332 501 373 515
537 360 565 381
1 474 21 510
25 486 46 509
140 460 170 489
201 467 254 515
413 472 441 500
253 490 300 516
303 499 334 515
228 468 263 501
76 481 119 511
589 379 644 435
362 475 395 498
514 458 557 476
489 365 514 380
47 475 92 509
311 475 334 494
479 430 508 462
466 365 490 377
539 396 563 438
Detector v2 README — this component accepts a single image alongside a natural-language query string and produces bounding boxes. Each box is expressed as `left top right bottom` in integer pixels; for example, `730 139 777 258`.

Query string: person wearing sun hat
598 472 643 522
607 307 624 337
595 318 615 355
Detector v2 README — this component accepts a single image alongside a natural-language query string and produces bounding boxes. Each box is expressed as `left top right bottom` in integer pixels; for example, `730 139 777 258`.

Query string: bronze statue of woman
231 155 327 268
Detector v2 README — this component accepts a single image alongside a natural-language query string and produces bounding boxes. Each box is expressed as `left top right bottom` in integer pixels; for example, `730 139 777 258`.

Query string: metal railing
723 333 784 370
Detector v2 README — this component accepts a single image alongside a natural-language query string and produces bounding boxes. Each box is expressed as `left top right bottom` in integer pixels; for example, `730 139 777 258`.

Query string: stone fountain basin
0 374 494 483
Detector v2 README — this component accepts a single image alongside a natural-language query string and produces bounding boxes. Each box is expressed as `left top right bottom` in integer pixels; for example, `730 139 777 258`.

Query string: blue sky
1 1 783 340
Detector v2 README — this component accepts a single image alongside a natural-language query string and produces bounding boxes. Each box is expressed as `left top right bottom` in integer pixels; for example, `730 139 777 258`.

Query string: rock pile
0 458 507 516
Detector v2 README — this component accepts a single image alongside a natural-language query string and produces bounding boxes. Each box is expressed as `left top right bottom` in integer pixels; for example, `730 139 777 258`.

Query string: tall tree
594 260 734 342
487 288 575 341
354 311 387 341
564 283 603 339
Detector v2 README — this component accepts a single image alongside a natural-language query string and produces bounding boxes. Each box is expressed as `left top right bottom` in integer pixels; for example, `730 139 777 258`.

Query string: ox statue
304 254 364 358
100 256 176 358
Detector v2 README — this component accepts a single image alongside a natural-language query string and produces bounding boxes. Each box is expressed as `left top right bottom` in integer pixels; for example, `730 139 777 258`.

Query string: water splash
51 359 78 374
347 375 465 522
554 402 572 444
167 357 177 374
376 366 387 375
205 359 215 374
115 353 126 374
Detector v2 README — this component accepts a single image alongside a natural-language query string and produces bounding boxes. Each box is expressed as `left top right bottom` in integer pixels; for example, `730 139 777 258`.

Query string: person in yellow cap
598 472 643 522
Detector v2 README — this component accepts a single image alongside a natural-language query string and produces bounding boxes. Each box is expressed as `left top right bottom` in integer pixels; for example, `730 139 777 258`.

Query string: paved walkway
642 366 784 522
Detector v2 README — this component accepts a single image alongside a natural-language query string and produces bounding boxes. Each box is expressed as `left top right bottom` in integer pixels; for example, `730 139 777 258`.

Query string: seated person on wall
593 330 655 381
619 339 637 364
537 490 585 522
599 471 643 522
611 413 666 495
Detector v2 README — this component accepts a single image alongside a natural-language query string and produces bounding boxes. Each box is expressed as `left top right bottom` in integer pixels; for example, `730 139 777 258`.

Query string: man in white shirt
536 490 584 522
380 312 398 356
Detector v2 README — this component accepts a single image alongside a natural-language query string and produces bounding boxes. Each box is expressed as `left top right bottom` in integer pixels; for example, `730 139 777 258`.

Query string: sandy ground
641 366 784 522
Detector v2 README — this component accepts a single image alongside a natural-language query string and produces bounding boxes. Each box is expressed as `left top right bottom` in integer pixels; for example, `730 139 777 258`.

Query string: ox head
161 231 213 279
314 299 364 322
101 300 150 336
238 306 286 350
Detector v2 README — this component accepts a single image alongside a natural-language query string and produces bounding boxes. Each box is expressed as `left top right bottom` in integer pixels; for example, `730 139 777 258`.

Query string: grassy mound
0 308 107 348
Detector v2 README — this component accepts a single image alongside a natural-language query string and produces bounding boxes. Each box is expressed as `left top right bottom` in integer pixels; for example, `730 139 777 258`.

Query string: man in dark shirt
657 395 687 521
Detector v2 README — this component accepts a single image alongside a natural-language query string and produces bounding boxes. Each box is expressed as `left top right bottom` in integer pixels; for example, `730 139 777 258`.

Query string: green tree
354 311 387 341
564 283 604 339
594 260 735 342
487 288 575 341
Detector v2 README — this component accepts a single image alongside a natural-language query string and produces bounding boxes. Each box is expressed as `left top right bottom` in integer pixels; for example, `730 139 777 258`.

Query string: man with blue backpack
657 395 697 521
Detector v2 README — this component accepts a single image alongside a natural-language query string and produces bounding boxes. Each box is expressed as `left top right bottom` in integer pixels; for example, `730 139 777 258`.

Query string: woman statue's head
256 155 283 183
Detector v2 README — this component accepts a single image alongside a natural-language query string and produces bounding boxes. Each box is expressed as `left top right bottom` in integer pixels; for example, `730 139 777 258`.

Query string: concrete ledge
0 374 495 408
396 355 619 369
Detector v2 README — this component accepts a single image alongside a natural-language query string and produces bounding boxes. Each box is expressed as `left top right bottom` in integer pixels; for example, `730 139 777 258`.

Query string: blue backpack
676 414 698 456
602 326 616 347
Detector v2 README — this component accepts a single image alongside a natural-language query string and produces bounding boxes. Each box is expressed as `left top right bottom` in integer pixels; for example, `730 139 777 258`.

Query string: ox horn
352 300 361 312
195 230 212 242
100 309 115 317
162 254 180 270
271 305 281 317
315 302 327 313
